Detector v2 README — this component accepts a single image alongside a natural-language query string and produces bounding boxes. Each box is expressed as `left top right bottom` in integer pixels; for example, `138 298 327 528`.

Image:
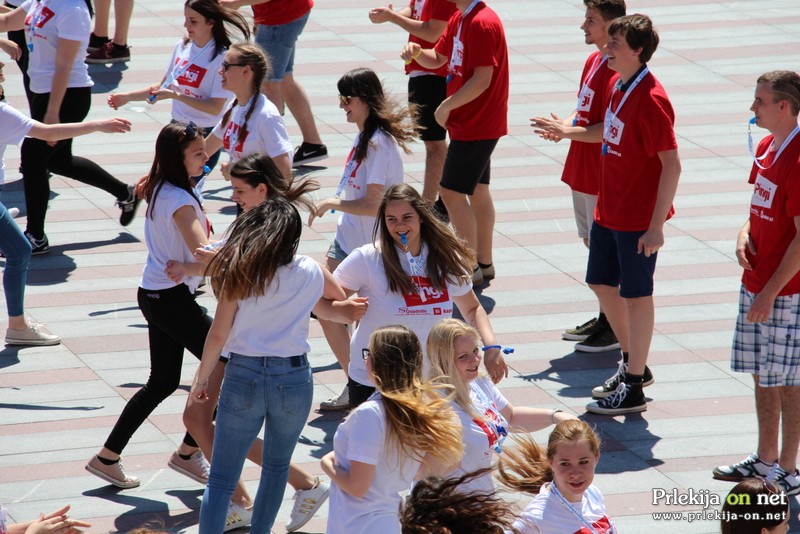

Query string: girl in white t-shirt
427 319 578 494
317 184 508 409
189 197 345 533
308 68 417 412
107 0 249 176
497 420 617 534
0 0 140 252
86 122 213 490
321 324 463 534
206 42 293 181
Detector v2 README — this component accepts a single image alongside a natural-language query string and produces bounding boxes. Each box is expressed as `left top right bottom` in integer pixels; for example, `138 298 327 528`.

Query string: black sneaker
87 32 110 52
432 197 449 224
586 382 646 415
292 142 328 167
592 362 654 398
117 184 141 226
85 42 130 64
574 324 620 353
563 316 603 341
24 231 50 255
712 453 774 482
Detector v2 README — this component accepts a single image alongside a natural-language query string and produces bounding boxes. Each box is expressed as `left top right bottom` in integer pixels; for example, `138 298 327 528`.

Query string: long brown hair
337 68 418 162
496 420 601 495
229 153 318 213
142 122 203 219
368 325 463 467
375 184 473 295
183 0 250 58
206 197 301 301
218 43 271 150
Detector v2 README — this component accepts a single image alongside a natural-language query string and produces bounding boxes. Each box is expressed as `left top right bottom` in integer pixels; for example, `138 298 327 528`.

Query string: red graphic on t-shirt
576 515 612 533
401 276 449 307
222 122 249 153
33 6 54 27
472 404 502 449
176 62 207 89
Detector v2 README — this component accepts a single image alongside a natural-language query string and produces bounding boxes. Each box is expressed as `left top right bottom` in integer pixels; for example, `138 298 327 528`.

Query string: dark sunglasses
338 94 352 106
361 348 370 360
222 61 246 71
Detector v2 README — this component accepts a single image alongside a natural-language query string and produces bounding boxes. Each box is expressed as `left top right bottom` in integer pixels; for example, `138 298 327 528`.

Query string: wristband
482 345 514 354
550 409 563 424
412 48 422 59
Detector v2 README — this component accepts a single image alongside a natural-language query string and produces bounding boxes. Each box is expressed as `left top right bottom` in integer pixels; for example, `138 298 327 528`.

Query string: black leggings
103 285 212 454
21 86 129 238
4 3 31 106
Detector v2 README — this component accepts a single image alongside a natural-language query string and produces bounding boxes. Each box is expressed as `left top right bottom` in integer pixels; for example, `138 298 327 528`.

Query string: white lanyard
27 0 50 52
149 40 215 103
549 483 615 534
471 382 508 453
335 146 361 198
573 55 608 126
411 0 426 20
602 67 649 155
227 95 254 159
399 234 427 302
445 0 482 84
748 120 800 171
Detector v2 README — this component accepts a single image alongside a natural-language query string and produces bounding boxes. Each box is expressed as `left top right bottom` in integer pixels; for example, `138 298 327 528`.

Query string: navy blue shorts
586 222 657 298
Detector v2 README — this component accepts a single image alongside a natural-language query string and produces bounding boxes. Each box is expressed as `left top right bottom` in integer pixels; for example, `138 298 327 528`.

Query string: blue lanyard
573 55 608 126
445 0 483 84
149 40 215 103
549 483 616 534
747 120 800 171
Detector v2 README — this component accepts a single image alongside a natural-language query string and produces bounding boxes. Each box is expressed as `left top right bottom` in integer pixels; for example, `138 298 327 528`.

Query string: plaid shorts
732 286 800 386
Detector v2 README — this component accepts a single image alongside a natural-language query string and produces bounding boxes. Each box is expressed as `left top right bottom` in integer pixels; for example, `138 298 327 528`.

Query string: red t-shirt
405 0 456 76
743 134 800 295
595 71 677 231
434 2 508 141
561 51 615 195
253 0 313 26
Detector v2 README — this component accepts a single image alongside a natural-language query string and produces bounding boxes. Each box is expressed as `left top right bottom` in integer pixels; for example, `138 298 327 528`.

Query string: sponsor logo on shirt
222 122 249 153
176 62 207 89
401 276 450 308
752 173 776 208
29 6 54 28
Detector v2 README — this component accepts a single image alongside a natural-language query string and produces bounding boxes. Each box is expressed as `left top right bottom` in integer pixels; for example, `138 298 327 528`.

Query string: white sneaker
224 501 253 532
319 386 350 411
286 478 329 532
7 207 19 218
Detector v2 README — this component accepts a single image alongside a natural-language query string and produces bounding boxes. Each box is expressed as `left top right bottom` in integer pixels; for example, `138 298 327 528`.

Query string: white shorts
571 190 597 240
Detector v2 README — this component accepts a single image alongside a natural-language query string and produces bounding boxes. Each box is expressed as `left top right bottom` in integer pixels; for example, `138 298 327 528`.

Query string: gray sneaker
85 455 140 489
5 323 61 346
320 386 350 411
712 452 774 482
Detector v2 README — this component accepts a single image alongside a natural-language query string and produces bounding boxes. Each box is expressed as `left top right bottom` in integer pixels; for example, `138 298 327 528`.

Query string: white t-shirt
0 103 35 185
22 0 93 94
335 129 404 255
222 256 323 357
327 395 421 534
448 377 509 493
334 243 472 386
509 483 614 534
140 183 207 292
211 93 292 163
165 40 231 128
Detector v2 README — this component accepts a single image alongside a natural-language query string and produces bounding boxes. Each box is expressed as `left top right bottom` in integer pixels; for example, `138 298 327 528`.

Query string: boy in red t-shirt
533 14 681 415
401 0 509 288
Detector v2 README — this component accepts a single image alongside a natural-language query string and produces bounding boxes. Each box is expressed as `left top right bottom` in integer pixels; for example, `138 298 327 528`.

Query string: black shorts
440 138 499 195
408 74 448 142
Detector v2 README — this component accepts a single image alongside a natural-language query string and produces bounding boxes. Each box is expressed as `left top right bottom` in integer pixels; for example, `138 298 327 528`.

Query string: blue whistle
749 117 757 125
203 165 211 175
400 233 408 246
147 94 157 103
601 144 608 155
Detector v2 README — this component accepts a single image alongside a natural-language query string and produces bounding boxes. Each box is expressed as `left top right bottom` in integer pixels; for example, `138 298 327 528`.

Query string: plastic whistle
749 117 757 125
147 93 157 103
203 165 211 175
400 233 408 246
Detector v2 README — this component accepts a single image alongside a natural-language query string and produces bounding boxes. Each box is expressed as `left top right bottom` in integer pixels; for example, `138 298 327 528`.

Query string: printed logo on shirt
473 404 502 454
606 115 624 146
577 86 595 113
576 516 613 534
175 61 207 89
751 173 776 209
401 276 450 308
222 122 249 153
31 6 54 28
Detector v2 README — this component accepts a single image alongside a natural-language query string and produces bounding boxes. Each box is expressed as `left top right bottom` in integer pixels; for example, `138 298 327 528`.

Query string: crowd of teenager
0 0 797 533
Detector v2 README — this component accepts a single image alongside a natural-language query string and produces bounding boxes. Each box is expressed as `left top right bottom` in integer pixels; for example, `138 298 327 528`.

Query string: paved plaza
2 0 800 532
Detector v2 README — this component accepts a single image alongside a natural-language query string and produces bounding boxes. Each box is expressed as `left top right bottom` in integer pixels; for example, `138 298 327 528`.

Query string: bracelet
412 48 422 59
194 378 209 388
482 345 515 354
550 409 563 424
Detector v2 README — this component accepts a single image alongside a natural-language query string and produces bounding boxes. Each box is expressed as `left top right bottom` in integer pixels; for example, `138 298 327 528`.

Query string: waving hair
229 153 319 213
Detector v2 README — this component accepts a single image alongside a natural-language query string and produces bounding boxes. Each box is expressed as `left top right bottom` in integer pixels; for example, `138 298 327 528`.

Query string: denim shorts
326 239 348 262
732 286 800 386
255 11 310 82
585 221 657 298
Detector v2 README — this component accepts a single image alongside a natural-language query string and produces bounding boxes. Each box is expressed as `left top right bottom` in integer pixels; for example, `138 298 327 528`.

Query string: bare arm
44 38 83 127
28 117 132 142
453 291 508 383
320 452 376 498
735 219 755 271
638 149 681 257
500 403 578 433
272 151 292 181
434 65 492 128
530 115 604 144
174 204 211 253
0 7 27 33
219 0 271 8
189 297 237 402
400 42 448 70
309 183 386 226
149 89 228 116
205 131 225 158
747 216 800 323
369 6 448 43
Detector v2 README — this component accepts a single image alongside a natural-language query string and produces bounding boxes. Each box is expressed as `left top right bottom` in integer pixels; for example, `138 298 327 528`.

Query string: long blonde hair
369 325 463 466
496 420 601 495
426 318 484 419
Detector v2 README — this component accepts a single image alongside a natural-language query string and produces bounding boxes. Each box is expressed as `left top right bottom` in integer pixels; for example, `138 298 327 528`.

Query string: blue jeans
200 353 313 533
0 193 31 317
255 11 310 82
